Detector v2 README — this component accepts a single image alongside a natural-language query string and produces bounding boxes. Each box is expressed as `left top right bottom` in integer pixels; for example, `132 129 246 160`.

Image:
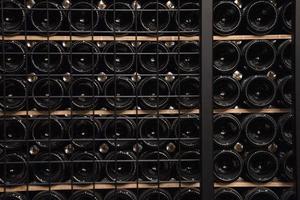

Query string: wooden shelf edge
0 108 291 116
1 34 291 41
214 181 294 188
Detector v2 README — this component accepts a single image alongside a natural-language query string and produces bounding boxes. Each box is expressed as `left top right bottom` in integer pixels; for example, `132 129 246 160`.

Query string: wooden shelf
0 181 293 192
1 34 291 41
0 108 291 116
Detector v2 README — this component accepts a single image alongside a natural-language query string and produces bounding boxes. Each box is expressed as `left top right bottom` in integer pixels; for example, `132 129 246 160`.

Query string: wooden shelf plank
213 34 291 41
214 181 294 188
214 108 291 114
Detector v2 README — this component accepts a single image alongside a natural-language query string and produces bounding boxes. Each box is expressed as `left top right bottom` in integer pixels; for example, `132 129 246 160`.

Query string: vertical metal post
201 0 214 200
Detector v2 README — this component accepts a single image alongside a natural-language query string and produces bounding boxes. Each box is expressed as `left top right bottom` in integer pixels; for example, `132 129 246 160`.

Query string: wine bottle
242 75 277 107
215 188 242 200
278 75 293 106
281 189 296 200
68 118 101 149
31 41 64 73
104 2 135 33
70 151 102 182
138 42 169 73
0 192 27 200
0 41 26 73
245 150 278 182
138 115 170 148
0 153 28 184
140 2 171 33
173 42 200 72
69 190 103 200
69 78 102 109
139 189 171 200
278 113 294 146
0 0 25 34
67 1 99 33
31 152 66 183
0 78 26 111
68 41 100 73
103 42 135 73
103 77 135 110
278 40 292 71
0 117 27 150
213 114 241 147
213 76 241 108
172 77 200 108
140 151 172 181
138 77 171 109
103 117 136 149
33 191 66 200
174 188 201 200
214 150 243 182
104 189 136 200
213 1 242 35
31 78 65 110
176 150 200 181
172 114 200 148
242 114 277 147
175 2 200 33
243 0 278 35
245 188 279 200
280 150 295 180
279 1 293 33
30 0 64 35
213 41 241 72
104 151 136 181
242 40 276 72
32 117 66 149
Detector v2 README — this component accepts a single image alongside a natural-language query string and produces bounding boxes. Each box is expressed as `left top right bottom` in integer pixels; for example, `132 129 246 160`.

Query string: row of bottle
1 0 292 35
0 149 294 184
1 39 292 74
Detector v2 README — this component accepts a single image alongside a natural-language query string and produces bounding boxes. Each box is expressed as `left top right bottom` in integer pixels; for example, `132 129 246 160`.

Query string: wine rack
0 0 299 199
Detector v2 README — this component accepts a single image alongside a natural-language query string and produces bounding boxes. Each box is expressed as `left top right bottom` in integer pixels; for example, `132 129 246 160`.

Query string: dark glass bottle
0 41 26 73
33 191 66 200
31 152 66 183
278 113 294 146
213 41 241 73
103 117 136 149
68 118 101 149
138 42 169 73
213 1 242 35
0 192 27 200
280 150 295 180
138 77 171 109
281 189 296 200
32 117 66 149
0 117 27 150
278 40 292 71
278 75 293 106
176 151 200 181
139 115 170 149
0 0 25 34
173 42 200 73
103 42 135 73
69 190 103 200
68 41 100 73
105 151 136 181
175 2 200 33
213 114 241 147
215 188 242 200
140 151 172 181
31 41 64 73
140 2 171 33
172 114 200 148
214 150 243 182
245 188 279 200
103 77 135 110
242 75 277 107
69 78 102 109
0 78 26 111
31 78 65 110
30 0 64 35
70 151 102 182
243 0 278 35
0 153 28 184
104 189 136 200
242 114 277 147
242 40 276 72
174 188 201 200
172 77 200 108
139 189 171 200
213 76 241 108
245 150 278 182
104 2 135 33
279 1 293 33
